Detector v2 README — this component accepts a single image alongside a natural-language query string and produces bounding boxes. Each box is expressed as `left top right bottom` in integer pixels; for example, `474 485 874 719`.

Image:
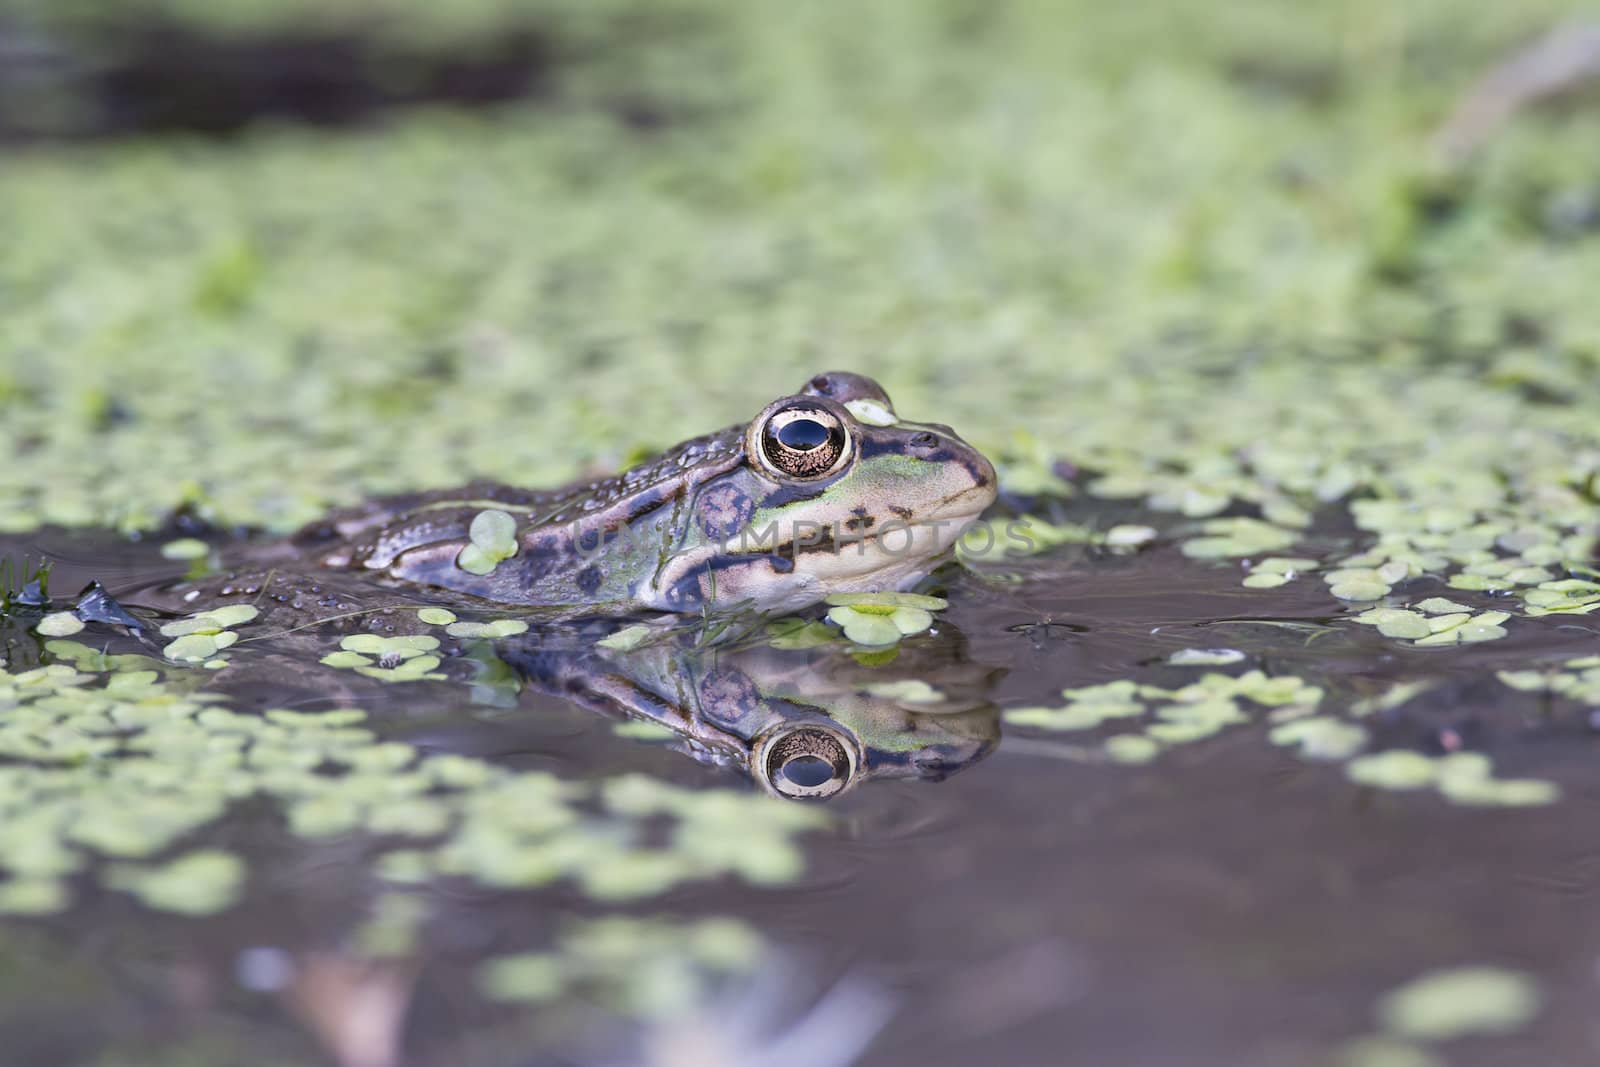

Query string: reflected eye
762 725 855 800
758 404 850 480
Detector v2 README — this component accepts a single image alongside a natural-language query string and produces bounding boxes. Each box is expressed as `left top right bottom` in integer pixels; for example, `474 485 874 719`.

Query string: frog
265 371 997 615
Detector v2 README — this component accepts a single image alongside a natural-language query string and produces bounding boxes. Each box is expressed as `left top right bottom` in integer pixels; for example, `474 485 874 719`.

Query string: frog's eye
759 724 857 800
755 403 851 481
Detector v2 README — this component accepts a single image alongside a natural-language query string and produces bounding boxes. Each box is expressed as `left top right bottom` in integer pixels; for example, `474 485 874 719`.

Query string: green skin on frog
295 372 997 614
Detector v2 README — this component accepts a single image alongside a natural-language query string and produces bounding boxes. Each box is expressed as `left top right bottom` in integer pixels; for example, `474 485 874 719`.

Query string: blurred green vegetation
1 0 1598 536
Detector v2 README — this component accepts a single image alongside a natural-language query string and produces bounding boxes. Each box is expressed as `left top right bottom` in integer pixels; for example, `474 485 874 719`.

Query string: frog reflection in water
498 624 1003 800
215 372 996 616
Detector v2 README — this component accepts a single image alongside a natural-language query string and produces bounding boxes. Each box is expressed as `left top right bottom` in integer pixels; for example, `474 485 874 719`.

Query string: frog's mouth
773 484 994 561
646 471 996 611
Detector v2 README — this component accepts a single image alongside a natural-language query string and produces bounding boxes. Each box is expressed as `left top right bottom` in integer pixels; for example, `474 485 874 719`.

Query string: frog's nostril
910 431 939 449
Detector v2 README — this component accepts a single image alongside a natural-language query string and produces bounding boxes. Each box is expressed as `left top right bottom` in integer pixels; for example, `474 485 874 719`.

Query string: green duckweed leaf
1168 648 1246 666
1270 717 1368 760
1347 751 1437 790
1103 735 1161 764
1330 579 1391 602
159 538 210 561
446 619 530 639
35 612 84 637
1377 967 1540 1041
597 623 657 651
108 850 245 915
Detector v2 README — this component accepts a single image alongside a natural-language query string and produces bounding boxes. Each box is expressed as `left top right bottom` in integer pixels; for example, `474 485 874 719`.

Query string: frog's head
652 373 998 612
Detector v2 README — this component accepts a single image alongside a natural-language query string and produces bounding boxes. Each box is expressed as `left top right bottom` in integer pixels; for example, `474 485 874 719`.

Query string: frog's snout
916 424 998 517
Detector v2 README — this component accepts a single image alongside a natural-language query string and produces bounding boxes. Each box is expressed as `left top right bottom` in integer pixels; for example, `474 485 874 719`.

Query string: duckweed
107 850 245 916
457 510 519 576
1337 1037 1440 1067
1347 751 1558 806
159 605 260 663
478 916 763 1019
1180 518 1299 560
159 539 210 561
1007 671 1323 763
1352 607 1511 646
445 619 529 639
1522 579 1600 616
416 607 457 626
1377 966 1541 1041
1269 717 1369 761
34 612 84 637
320 633 447 681
1496 654 1600 704
597 623 660 651
823 593 946 648
862 679 944 704
1168 648 1246 666
612 720 678 741
0 631 831 918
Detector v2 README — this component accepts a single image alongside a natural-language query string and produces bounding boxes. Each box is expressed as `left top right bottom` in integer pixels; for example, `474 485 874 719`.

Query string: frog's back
296 426 748 607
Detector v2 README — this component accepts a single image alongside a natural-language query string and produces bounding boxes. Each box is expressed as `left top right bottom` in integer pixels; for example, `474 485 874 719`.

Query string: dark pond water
2 523 1599 1067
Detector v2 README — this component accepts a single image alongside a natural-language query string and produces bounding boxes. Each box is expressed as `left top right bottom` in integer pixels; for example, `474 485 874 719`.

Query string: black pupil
782 754 836 788
778 418 831 451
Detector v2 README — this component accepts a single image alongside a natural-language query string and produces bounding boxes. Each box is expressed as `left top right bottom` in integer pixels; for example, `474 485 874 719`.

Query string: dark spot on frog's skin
576 564 603 595
664 554 795 609
697 668 762 725
844 506 874 532
887 505 913 521
697 482 755 540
